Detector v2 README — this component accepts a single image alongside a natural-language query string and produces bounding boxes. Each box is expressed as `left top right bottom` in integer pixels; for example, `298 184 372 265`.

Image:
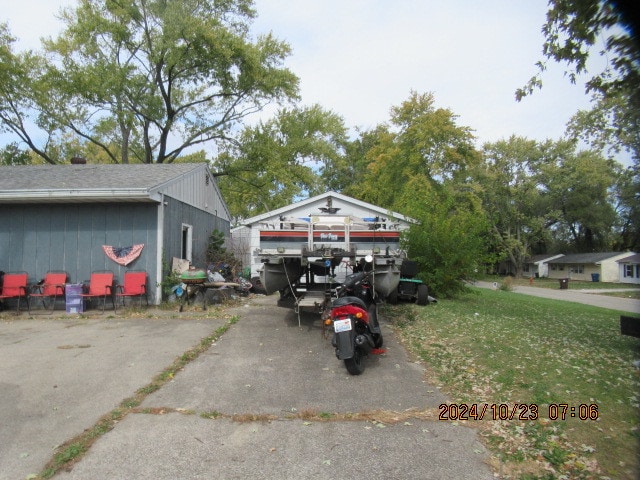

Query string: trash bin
559 278 569 289
65 283 85 313
591 273 600 282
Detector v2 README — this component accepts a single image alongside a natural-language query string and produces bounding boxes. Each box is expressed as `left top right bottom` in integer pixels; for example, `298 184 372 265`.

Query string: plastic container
65 283 85 313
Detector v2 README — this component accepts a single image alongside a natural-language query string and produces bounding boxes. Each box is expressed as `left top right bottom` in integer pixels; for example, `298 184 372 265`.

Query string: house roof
240 191 414 226
0 163 208 203
617 253 640 264
547 252 634 264
525 254 564 264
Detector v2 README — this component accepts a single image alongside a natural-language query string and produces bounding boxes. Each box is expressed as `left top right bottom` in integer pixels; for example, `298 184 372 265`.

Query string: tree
0 142 31 165
538 141 619 252
403 181 493 297
477 136 552 276
0 24 55 162
0 0 299 164
518 0 640 162
215 104 348 221
357 91 480 212
614 162 640 250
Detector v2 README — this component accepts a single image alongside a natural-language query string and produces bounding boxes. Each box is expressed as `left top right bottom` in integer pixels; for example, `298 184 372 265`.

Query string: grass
387 289 640 479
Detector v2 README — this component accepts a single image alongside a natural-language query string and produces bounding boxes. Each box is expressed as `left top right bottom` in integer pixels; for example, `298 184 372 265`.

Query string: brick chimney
70 157 87 164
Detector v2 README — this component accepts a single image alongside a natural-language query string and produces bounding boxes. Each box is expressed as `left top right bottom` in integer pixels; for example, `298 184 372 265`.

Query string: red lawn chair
79 271 114 312
30 271 67 314
0 272 30 313
115 271 148 311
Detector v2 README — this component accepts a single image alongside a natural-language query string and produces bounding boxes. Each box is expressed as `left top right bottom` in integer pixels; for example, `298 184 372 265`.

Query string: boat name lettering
320 233 339 241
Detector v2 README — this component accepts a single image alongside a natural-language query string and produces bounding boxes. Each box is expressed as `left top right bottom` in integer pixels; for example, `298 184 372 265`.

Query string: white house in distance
522 254 565 278
546 252 637 283
230 191 413 281
618 253 640 285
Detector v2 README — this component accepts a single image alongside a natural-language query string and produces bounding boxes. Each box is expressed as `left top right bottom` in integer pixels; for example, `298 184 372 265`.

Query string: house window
636 265 640 278
625 265 633 278
571 264 584 274
523 264 530 273
181 224 193 262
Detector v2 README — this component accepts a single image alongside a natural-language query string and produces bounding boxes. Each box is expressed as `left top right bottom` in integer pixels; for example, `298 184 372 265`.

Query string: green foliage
518 0 640 163
478 136 551 272
216 104 347 220
207 230 227 255
403 185 493 298
0 0 299 164
615 164 640 250
205 229 246 277
356 91 480 212
0 142 31 165
537 142 619 252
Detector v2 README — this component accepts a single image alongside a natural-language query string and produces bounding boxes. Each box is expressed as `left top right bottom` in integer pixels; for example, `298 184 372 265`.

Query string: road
474 281 640 313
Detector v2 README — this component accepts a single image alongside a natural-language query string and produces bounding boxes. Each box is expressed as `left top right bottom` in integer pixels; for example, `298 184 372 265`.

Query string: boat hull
370 262 401 298
259 259 304 295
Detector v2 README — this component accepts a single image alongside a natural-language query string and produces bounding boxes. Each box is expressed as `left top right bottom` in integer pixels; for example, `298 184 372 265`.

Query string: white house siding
600 258 623 282
619 255 640 285
229 226 253 273
548 253 637 282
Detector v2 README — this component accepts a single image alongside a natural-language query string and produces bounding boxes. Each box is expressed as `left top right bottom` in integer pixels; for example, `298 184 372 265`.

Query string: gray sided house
0 163 230 304
546 251 636 283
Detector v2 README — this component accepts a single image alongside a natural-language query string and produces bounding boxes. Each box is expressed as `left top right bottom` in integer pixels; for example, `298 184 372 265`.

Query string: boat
257 211 405 301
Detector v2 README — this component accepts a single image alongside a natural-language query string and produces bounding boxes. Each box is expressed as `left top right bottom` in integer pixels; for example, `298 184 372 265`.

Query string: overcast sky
3 1 610 155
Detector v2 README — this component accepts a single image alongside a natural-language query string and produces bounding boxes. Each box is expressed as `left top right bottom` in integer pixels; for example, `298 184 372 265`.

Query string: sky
1 1 616 158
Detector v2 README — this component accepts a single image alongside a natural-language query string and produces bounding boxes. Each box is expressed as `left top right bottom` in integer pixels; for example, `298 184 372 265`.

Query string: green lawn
386 289 640 479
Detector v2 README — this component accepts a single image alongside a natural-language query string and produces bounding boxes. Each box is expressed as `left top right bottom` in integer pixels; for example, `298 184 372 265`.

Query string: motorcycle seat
332 296 367 310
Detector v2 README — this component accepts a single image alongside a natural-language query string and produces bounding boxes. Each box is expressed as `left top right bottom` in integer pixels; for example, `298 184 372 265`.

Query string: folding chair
115 271 148 311
79 271 115 312
0 272 30 313
30 271 67 314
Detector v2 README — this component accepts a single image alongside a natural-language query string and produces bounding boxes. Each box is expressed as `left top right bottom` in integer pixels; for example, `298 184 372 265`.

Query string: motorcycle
328 256 383 375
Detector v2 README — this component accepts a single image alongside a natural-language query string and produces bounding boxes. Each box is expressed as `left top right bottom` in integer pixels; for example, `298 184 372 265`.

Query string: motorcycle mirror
364 254 374 263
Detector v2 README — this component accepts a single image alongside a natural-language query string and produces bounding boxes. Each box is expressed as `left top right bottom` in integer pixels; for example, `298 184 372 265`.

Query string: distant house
0 163 230 304
546 252 637 282
522 254 565 278
618 253 640 285
230 191 413 279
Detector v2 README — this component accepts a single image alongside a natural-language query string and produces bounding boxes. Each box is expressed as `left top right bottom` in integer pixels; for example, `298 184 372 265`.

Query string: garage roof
0 163 207 203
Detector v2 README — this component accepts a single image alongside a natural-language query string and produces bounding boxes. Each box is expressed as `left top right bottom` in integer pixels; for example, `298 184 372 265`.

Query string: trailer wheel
416 284 430 305
250 276 267 295
386 289 398 305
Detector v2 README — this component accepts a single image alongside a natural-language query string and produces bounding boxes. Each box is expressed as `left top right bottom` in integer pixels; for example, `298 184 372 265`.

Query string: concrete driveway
1 296 494 480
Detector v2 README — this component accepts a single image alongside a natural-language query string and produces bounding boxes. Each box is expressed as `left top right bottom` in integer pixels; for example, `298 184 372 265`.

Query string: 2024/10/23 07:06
439 403 599 421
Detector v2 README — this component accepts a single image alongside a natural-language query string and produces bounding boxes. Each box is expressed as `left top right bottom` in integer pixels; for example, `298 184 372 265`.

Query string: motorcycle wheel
344 348 365 375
